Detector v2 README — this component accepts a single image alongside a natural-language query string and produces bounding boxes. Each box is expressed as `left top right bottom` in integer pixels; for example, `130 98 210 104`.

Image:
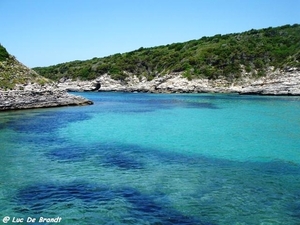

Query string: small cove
0 92 300 225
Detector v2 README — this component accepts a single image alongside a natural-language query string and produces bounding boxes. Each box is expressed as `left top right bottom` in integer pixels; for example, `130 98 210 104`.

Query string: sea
0 92 299 225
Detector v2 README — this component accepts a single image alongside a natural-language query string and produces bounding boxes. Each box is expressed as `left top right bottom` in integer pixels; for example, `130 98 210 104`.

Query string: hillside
0 45 92 110
33 24 300 82
0 44 51 90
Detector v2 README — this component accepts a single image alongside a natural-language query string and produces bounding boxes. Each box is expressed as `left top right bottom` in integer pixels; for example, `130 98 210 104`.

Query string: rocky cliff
56 67 300 95
237 67 300 95
0 52 92 111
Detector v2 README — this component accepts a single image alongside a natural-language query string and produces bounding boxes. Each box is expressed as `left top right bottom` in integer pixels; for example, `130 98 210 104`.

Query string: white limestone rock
56 68 300 96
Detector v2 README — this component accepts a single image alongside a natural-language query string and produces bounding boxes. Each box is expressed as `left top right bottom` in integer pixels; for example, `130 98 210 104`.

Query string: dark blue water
0 92 300 224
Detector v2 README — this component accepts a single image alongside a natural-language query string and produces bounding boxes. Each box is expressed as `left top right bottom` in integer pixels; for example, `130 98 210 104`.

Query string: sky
0 0 299 68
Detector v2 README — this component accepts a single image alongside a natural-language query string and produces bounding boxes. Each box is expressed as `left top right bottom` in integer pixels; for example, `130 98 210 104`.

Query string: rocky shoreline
1 67 298 111
57 67 300 96
0 89 93 111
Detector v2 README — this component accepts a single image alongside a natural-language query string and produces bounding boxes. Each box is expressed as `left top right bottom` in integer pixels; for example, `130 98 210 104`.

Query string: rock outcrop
0 54 93 111
238 67 300 95
0 90 93 111
57 79 101 92
56 68 300 95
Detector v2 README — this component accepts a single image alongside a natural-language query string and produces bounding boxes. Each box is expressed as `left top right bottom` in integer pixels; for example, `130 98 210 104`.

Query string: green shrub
33 24 300 81
183 70 192 81
0 44 9 61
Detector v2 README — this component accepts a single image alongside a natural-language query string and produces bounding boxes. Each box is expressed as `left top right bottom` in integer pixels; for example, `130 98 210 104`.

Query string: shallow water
0 92 300 225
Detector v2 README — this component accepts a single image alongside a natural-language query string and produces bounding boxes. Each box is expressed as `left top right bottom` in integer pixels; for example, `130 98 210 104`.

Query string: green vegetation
0 44 9 61
34 24 300 81
0 52 50 90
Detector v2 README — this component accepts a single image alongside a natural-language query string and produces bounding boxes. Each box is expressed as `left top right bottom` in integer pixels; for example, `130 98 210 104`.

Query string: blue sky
0 0 299 68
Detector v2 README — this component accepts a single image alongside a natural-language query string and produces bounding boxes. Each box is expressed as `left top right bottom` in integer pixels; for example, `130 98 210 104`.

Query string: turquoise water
0 92 300 225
